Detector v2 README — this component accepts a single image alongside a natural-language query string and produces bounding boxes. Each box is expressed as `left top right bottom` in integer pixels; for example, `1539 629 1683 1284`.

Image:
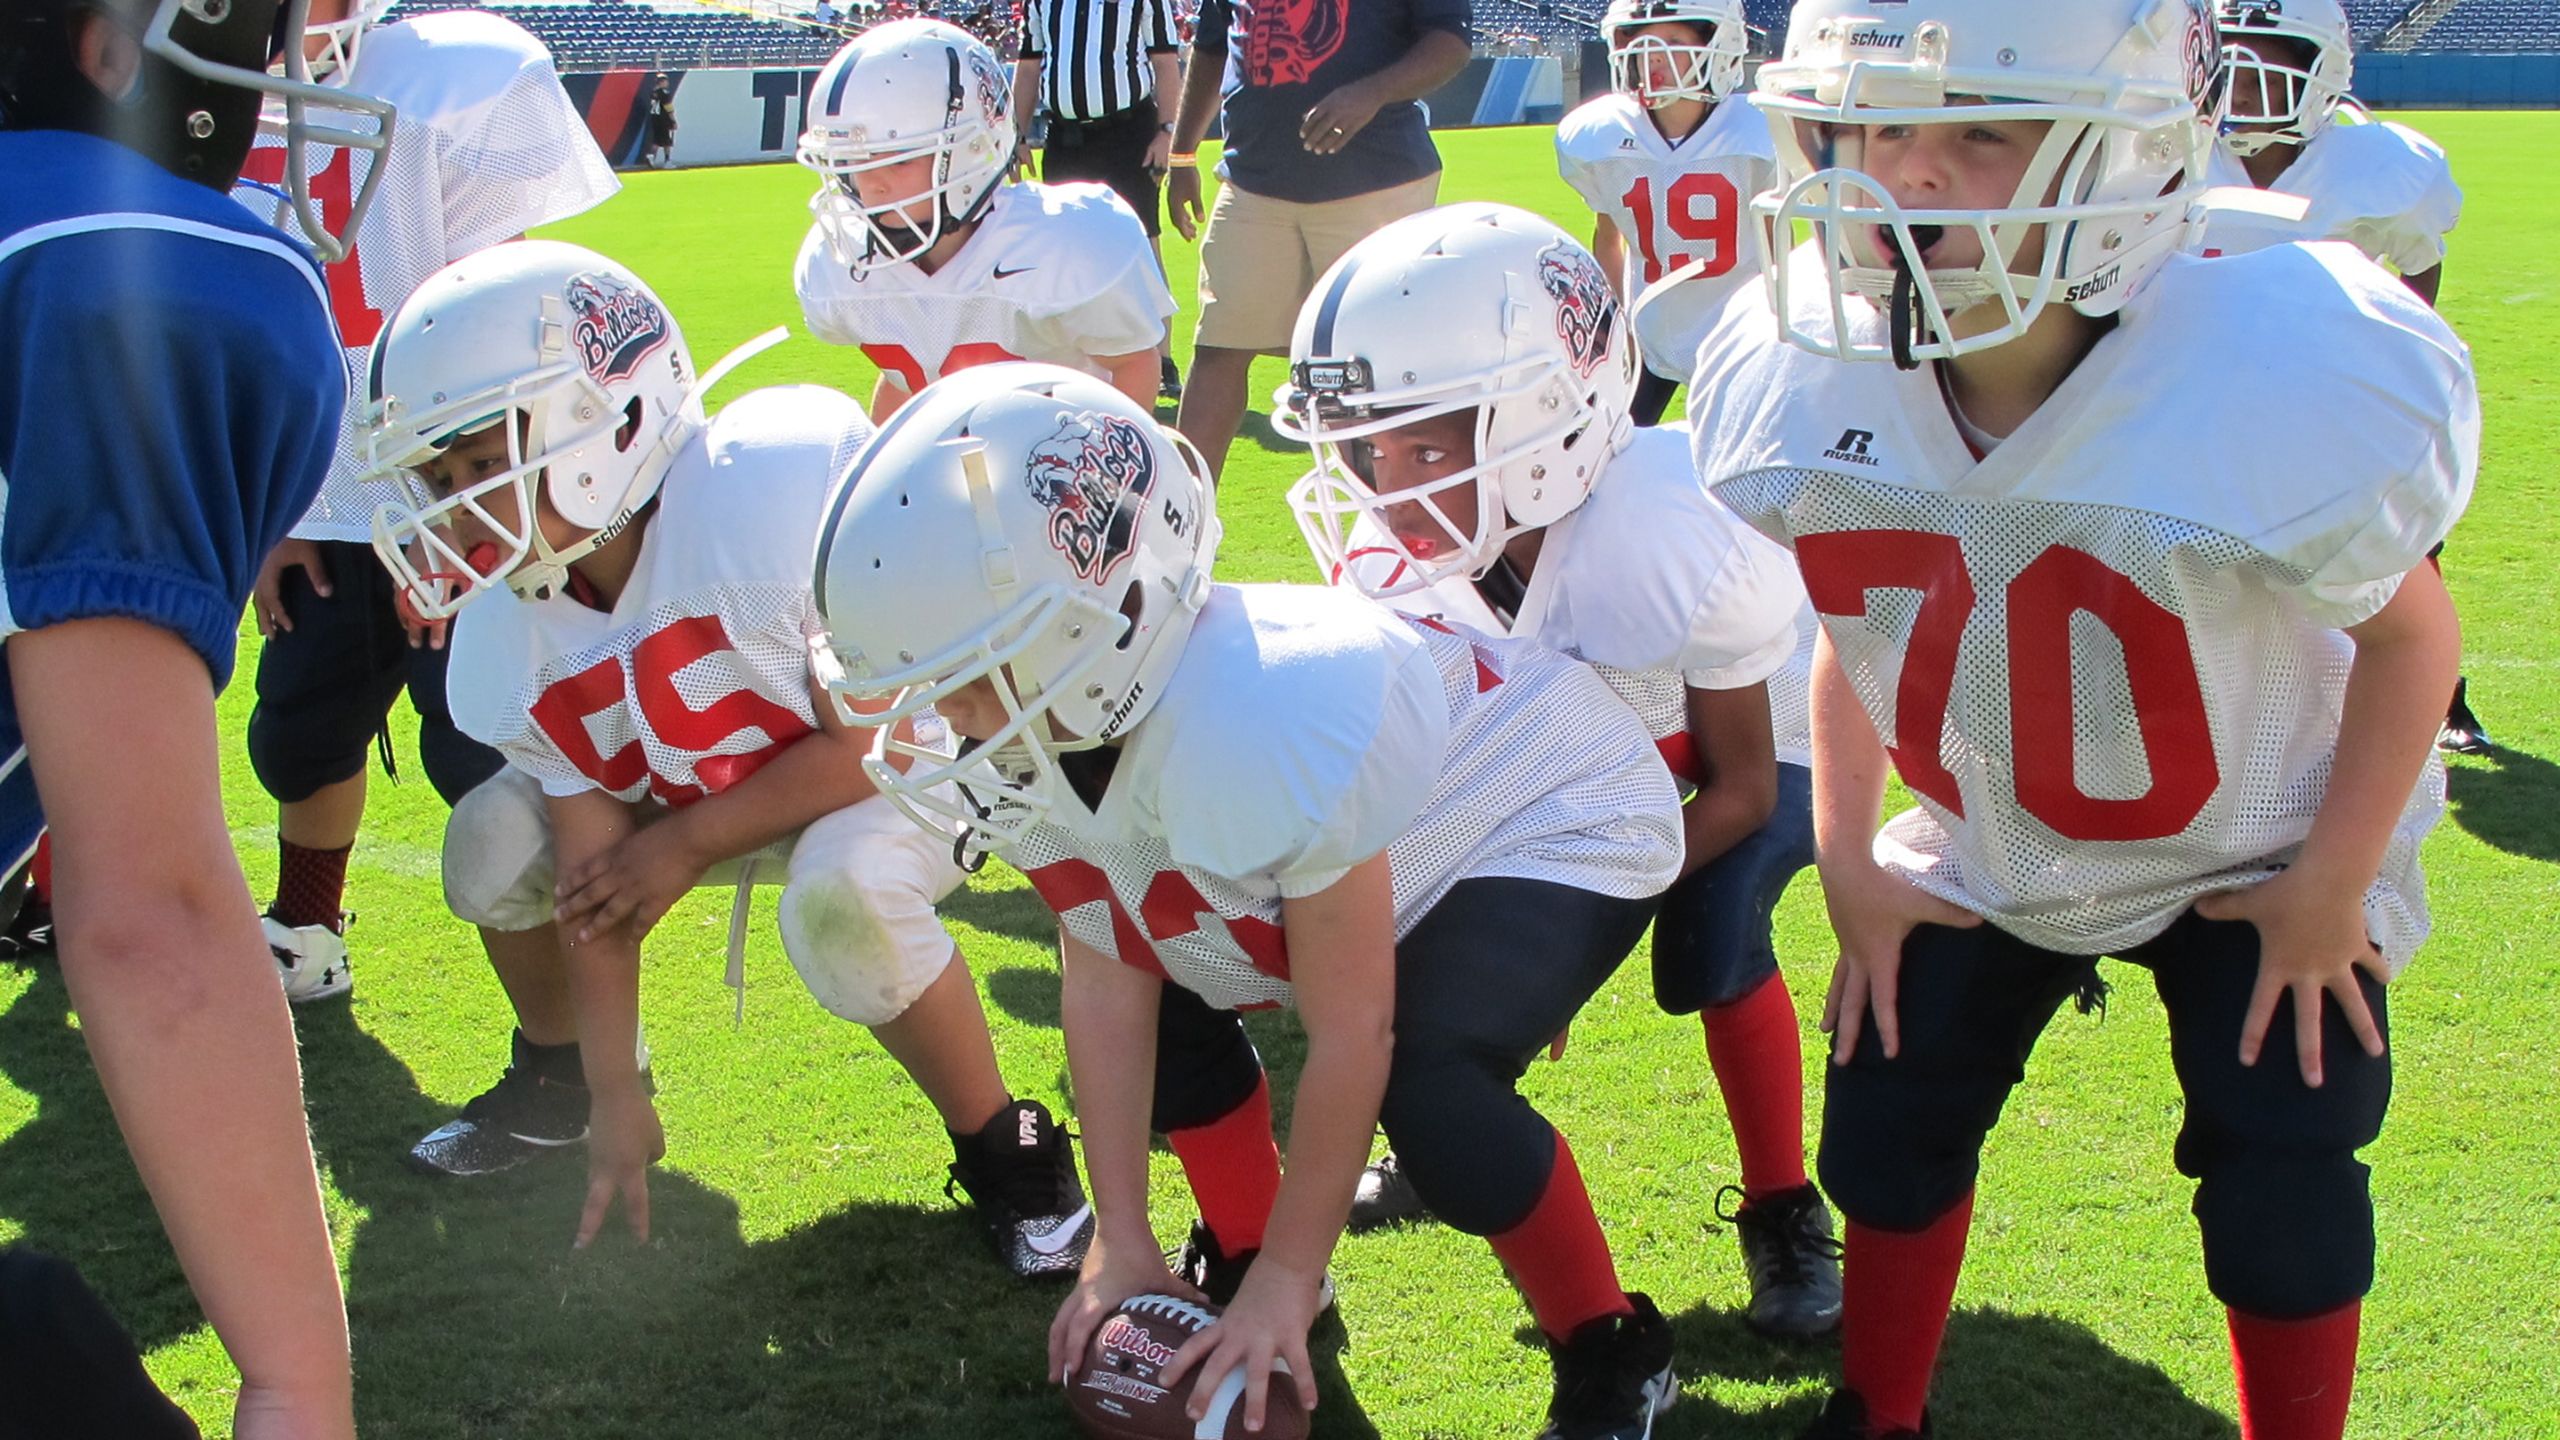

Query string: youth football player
1284 202 1844 1340
817 365 1691 1440
0 0 389 1432
1555 0 1773 425
232 0 620 1006
1693 2 2477 1436
795 19 1174 422
364 243 1096 1276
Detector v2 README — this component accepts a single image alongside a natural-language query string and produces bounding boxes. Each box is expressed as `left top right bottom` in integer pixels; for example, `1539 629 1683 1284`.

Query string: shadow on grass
1498 1297 2233 1439
2444 744 2560 864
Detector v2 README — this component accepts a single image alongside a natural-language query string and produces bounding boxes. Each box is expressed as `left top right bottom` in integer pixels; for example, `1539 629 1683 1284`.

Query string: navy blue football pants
1821 909 2393 1319
1150 876 1658 1238
247 540 504 807
1651 761 1815 1014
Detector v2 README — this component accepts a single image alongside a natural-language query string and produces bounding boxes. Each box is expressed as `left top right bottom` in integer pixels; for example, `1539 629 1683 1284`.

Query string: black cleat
945 1099 1094 1278
407 1031 601 1177
1348 1149 1432 1232
1173 1219 1336 1312
1719 1183 1845 1339
1538 1292 1676 1440
1795 1388 1931 1439
2437 676 2492 755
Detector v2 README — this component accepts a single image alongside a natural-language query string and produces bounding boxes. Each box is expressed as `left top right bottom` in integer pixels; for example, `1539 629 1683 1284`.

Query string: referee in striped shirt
1012 0 1185 398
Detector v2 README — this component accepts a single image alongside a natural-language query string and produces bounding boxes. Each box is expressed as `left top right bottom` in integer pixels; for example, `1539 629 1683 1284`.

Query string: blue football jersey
0 129 344 868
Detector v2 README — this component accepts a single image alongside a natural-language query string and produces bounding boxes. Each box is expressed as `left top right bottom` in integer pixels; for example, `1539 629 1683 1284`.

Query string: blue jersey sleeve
0 217 343 687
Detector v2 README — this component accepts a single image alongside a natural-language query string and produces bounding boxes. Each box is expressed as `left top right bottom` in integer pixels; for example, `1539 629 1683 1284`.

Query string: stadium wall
570 54 1576 170
2355 52 2560 108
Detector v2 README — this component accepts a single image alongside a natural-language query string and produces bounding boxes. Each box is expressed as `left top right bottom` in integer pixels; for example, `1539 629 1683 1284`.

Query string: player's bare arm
1675 681 1780 880
1590 212 1628 300
1100 347 1164 412
1808 627 1980 1064
2197 561 2460 1087
554 674 894 943
15 619 356 1438
1161 854 1394 1428
549 788 665 1246
1049 930 1198 1380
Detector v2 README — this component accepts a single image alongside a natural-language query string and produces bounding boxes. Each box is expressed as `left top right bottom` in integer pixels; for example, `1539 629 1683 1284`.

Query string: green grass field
3 115 2553 1438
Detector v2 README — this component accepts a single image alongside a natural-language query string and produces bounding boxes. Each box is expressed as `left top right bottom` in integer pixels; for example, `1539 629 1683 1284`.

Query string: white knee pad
776 794 969 1025
443 768 559 933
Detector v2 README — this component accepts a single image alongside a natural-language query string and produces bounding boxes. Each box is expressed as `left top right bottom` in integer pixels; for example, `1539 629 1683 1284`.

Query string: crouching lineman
816 365 1692 1440
1285 203 1841 1339
364 242 1094 1275
794 19 1173 420
1695 0 2477 1434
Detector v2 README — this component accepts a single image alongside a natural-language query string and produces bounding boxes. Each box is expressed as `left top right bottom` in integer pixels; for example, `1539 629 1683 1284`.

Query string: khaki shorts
1194 171 1441 352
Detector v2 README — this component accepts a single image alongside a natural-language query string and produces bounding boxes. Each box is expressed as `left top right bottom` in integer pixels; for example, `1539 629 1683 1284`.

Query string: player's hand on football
1049 1238 1207 1387
1818 856 1981 1064
574 1086 666 1248
2195 866 2389 1088
554 823 705 945
251 537 330 636
1162 1257 1324 1432
1167 165 1204 241
1299 79 1385 155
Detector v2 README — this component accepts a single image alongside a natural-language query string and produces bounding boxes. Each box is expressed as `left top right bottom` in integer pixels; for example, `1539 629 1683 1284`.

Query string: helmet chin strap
512 326 793 598
1888 225 1945 372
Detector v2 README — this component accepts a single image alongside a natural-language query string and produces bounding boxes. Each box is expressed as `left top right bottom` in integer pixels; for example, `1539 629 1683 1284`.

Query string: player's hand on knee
1049 1237 1206 1384
2197 869 2389 1089
1163 1258 1323 1428
1818 857 1980 1064
556 825 704 944
574 1088 666 1248
251 537 330 636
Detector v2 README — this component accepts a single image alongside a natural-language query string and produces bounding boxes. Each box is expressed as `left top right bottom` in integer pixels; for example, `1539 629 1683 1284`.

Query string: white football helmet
798 19 1018 274
1277 203 1638 597
363 241 708 620
2217 0 2354 156
1752 0 2221 368
1603 0 1751 108
813 363 1221 856
295 0 396 83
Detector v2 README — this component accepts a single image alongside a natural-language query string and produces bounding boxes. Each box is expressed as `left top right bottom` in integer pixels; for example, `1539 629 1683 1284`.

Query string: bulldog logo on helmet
2184 0 2226 112
1537 240 1618 379
1025 412 1159 584
565 272 674 386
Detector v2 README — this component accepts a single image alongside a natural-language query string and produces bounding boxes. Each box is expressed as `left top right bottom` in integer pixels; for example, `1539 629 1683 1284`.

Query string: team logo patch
1245 0 1348 86
1025 412 1159 584
2183 0 2226 112
1536 239 1618 379
565 272 673 386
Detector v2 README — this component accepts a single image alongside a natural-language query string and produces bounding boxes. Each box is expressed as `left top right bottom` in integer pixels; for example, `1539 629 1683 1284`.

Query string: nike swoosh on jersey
993 263 1037 278
1023 1205 1094 1254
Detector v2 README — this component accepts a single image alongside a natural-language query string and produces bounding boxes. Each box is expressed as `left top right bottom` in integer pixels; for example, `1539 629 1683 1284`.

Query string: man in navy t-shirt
1164 0 1471 475
0 0 387 1435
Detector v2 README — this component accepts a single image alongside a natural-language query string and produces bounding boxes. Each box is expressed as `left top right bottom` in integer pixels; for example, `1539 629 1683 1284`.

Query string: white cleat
266 913 352 1003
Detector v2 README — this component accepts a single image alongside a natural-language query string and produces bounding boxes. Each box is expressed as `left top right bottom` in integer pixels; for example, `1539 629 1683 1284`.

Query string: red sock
28 834 51 905
2229 1303 2359 1440
271 839 352 931
1489 1128 1633 1339
1702 971 1809 1201
1164 1075 1281 1257
1843 1191 1974 1435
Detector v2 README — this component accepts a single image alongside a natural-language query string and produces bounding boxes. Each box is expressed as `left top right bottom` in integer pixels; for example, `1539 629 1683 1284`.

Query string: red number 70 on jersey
1798 529 2221 843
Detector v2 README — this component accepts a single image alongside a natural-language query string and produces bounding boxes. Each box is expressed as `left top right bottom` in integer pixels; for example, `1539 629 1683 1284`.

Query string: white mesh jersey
1691 242 2478 971
2203 116 2462 276
795 181 1173 393
233 10 619 542
1554 93 1775 378
447 386 876 805
1005 583 1683 1011
1338 424 1815 778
